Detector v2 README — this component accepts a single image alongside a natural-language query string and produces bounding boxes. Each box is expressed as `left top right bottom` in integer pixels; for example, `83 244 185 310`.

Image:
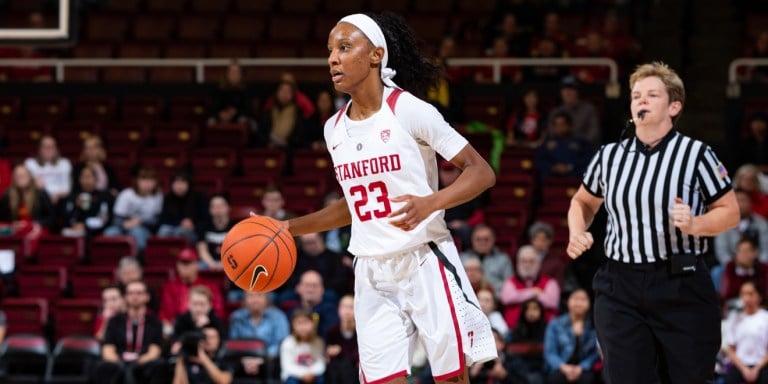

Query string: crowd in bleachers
1 0 768 383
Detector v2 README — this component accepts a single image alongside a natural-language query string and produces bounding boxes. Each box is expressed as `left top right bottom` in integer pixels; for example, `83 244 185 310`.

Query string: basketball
220 216 297 293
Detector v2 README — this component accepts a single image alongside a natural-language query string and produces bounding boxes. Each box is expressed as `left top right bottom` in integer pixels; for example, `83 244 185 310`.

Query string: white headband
338 14 398 88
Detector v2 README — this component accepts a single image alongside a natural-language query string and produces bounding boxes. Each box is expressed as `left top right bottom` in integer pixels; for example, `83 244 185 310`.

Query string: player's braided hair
368 12 442 98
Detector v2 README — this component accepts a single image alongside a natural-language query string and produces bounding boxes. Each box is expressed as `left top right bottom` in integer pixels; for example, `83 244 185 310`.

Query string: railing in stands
727 58 768 97
0 57 620 96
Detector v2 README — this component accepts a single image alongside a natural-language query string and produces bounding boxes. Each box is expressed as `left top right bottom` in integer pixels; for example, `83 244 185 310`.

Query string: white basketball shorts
354 237 497 383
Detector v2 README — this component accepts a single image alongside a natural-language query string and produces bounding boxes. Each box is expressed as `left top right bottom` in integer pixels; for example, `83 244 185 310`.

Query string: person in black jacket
60 165 112 238
157 170 208 243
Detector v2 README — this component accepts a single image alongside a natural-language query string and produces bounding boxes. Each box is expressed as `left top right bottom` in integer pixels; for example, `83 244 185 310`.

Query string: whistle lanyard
125 316 145 353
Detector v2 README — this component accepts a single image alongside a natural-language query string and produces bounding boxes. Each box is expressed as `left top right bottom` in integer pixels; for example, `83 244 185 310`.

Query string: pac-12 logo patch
249 265 268 290
380 129 390 143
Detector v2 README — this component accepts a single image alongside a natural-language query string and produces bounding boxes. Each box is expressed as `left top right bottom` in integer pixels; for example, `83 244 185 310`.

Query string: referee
567 62 739 384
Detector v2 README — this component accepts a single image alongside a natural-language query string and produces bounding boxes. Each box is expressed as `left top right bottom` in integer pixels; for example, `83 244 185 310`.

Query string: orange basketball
220 216 297 293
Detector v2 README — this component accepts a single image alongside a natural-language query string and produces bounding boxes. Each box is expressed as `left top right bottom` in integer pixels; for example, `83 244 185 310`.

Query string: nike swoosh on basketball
249 265 268 290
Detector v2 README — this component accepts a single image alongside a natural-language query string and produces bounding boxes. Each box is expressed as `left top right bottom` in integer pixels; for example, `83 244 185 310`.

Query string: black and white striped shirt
583 130 732 263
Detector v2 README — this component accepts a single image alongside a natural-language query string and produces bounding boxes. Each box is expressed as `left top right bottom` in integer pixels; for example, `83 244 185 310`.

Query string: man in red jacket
159 248 224 337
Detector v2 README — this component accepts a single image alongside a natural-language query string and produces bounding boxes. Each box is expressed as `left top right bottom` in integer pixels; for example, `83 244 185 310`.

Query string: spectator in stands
0 164 54 236
477 287 509 340
260 184 296 221
734 164 768 218
280 309 326 384
280 270 340 339
535 111 593 179
506 88 547 148
72 136 120 197
59 166 112 238
543 288 599 384
171 285 226 352
103 167 163 254
492 12 532 58
600 11 640 70
229 292 290 379
746 31 768 84
533 11 569 52
427 38 455 122
196 193 235 271
530 221 567 286
738 113 768 171
208 60 257 141
510 298 548 382
719 237 768 310
460 224 513 296
525 37 568 83
571 31 611 83
307 90 335 150
0 45 53 83
24 135 72 205
722 280 768 384
259 80 308 151
95 285 126 342
324 294 359 384
548 76 601 148
501 245 560 329
263 72 316 120
715 189 768 266
172 324 233 384
440 159 485 250
229 292 285 341
94 280 166 384
158 169 208 243
160 248 225 337
472 36 521 84
464 256 495 294
285 232 351 297
115 256 160 318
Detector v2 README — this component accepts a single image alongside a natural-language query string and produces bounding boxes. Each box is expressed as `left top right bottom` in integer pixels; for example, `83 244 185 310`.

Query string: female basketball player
277 12 497 383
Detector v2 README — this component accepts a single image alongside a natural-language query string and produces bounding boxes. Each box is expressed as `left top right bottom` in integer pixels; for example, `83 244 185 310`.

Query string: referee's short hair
629 62 685 122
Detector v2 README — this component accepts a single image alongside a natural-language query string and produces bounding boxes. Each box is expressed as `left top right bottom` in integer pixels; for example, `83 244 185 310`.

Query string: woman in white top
103 167 163 253
271 12 497 384
24 135 71 204
723 280 768 384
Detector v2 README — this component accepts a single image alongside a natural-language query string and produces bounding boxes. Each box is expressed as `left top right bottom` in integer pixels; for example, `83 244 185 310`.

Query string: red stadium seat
54 121 102 152
102 121 150 149
164 43 207 58
152 122 200 148
25 96 69 122
191 147 238 179
177 15 220 42
228 178 268 206
232 0 274 13
118 43 162 58
149 67 196 83
0 235 33 267
255 42 300 58
240 148 285 179
72 43 114 58
324 0 366 13
143 266 174 299
0 297 48 336
102 67 147 83
4 121 50 152
144 237 190 267
169 95 211 122
267 15 311 42
222 15 266 42
121 95 165 122
70 265 115 299
202 123 248 148
37 236 85 268
64 67 101 83
499 148 536 175
53 299 100 340
45 336 101 383
15 265 67 301
74 95 116 121
87 14 129 42
0 96 20 121
89 236 138 265
138 147 189 180
104 0 141 11
406 14 449 42
132 15 176 41
208 43 252 58
191 0 231 13
369 0 408 12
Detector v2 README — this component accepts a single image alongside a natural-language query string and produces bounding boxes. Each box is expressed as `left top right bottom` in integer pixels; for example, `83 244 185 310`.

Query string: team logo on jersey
249 265 268 290
380 129 391 143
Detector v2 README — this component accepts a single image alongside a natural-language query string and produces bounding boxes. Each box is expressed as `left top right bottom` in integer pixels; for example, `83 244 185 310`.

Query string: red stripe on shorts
361 368 408 384
433 258 466 381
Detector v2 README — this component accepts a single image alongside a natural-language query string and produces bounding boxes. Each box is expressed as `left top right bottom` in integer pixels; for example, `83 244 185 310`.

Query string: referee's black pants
593 257 721 384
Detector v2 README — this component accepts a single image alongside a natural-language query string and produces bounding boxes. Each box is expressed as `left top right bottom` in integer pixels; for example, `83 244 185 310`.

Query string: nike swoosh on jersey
332 142 342 150
249 265 268 290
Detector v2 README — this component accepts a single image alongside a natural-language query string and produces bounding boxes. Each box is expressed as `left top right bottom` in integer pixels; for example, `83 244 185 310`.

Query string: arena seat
25 95 69 122
70 265 114 299
191 0 231 14
177 15 220 42
15 265 67 301
36 236 86 268
0 96 20 121
202 123 249 149
0 333 50 383
89 236 138 264
121 95 165 122
86 13 129 42
72 94 117 121
0 297 48 336
45 335 101 383
0 235 32 267
222 15 266 42
52 299 100 340
144 236 190 267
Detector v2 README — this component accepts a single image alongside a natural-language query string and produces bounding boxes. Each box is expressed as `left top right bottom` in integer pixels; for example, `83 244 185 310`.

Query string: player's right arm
284 196 351 236
567 186 603 259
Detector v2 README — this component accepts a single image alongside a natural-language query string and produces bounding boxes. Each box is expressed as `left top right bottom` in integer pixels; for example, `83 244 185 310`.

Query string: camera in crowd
179 330 205 358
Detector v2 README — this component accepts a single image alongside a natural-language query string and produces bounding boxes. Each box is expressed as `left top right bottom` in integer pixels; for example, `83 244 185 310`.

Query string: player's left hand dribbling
671 197 694 234
388 194 433 231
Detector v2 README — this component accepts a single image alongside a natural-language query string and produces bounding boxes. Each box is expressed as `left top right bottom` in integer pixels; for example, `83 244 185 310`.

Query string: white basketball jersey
323 87 468 257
